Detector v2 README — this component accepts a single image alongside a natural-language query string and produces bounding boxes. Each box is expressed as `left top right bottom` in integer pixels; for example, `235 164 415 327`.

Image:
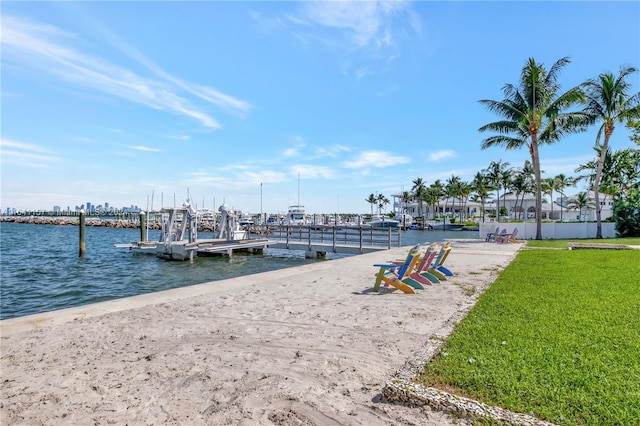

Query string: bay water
0 222 479 320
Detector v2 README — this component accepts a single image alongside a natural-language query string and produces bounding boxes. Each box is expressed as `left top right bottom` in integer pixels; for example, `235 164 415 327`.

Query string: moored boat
285 205 307 226
368 215 399 228
444 223 465 231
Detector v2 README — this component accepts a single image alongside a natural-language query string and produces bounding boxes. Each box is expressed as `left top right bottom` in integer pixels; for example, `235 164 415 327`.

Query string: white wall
480 222 617 240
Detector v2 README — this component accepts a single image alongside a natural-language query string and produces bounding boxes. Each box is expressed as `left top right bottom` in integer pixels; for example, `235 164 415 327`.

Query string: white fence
479 222 617 240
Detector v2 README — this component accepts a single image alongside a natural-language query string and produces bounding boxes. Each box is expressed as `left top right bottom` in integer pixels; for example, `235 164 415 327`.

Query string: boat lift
116 202 271 261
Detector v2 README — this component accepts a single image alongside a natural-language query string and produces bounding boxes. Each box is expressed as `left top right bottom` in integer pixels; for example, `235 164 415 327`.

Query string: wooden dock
118 219 401 260
196 238 271 256
257 224 401 258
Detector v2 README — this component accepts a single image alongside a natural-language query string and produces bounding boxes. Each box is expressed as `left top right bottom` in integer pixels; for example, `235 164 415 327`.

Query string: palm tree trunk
531 140 543 240
594 132 611 239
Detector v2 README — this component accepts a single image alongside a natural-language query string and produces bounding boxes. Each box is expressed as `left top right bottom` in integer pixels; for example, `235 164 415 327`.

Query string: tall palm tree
576 146 626 216
479 57 590 239
582 66 640 238
484 160 510 221
443 175 461 228
553 173 576 221
512 161 536 220
400 190 413 217
429 180 444 219
471 171 493 222
510 168 534 220
458 181 472 222
424 186 440 222
376 193 390 215
541 177 555 220
411 178 427 218
365 193 377 216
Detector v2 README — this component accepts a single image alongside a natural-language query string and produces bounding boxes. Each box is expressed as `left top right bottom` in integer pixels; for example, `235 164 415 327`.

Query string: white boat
238 213 254 226
445 223 465 231
368 214 399 228
285 205 307 226
397 214 413 229
197 209 217 225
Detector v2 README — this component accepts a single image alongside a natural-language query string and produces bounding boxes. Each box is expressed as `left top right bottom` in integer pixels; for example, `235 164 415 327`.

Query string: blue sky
2 1 639 214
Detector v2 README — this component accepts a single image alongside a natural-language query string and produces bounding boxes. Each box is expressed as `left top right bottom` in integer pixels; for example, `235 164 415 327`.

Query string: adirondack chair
408 244 441 285
507 227 520 243
495 228 514 243
430 241 453 277
486 226 500 242
373 245 424 293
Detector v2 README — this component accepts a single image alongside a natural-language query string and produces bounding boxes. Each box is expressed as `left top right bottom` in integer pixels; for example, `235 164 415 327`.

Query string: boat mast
297 172 301 207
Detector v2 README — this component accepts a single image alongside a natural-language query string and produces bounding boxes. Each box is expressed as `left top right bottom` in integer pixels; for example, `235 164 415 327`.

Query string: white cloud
282 136 307 157
1 15 251 130
428 149 456 162
290 164 336 179
312 144 351 158
283 147 299 157
184 168 288 189
0 139 52 153
288 0 419 72
126 145 162 152
0 138 60 167
342 150 410 169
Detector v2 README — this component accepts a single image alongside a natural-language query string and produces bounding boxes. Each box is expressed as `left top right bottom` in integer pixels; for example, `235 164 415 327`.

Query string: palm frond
481 135 527 150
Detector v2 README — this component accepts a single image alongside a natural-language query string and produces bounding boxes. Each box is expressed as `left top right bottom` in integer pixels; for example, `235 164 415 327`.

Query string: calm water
0 222 479 320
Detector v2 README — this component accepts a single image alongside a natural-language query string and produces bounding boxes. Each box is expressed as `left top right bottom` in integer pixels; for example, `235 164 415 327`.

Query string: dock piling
79 210 86 257
139 212 147 242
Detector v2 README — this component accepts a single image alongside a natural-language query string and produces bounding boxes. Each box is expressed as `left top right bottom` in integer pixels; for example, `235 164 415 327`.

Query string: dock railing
252 224 401 255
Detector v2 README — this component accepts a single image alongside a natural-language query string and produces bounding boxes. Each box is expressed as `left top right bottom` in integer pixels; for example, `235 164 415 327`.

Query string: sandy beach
1 239 521 425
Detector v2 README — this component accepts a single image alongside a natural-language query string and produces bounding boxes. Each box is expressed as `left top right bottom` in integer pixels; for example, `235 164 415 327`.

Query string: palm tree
511 161 536 220
429 180 444 219
471 171 493 222
567 191 596 222
376 193 390 215
541 177 556 220
627 117 640 146
484 160 510 221
458 181 472 222
553 173 576 221
443 175 461 228
582 66 640 238
411 178 427 218
365 193 377 217
479 57 590 239
611 147 640 195
510 168 533 220
576 145 638 213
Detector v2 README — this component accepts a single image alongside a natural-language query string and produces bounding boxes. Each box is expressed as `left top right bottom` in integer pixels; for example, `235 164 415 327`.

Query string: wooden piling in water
140 212 147 242
79 211 86 257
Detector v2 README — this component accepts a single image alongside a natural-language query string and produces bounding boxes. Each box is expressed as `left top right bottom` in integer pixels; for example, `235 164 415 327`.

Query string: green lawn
419 240 640 425
524 237 640 249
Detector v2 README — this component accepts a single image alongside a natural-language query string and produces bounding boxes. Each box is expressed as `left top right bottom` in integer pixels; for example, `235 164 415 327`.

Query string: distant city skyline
2 2 638 213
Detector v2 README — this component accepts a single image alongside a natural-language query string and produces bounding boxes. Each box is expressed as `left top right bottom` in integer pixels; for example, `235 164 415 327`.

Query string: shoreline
1 239 521 425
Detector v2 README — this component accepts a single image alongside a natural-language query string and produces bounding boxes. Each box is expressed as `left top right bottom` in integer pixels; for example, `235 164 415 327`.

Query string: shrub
613 189 640 237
